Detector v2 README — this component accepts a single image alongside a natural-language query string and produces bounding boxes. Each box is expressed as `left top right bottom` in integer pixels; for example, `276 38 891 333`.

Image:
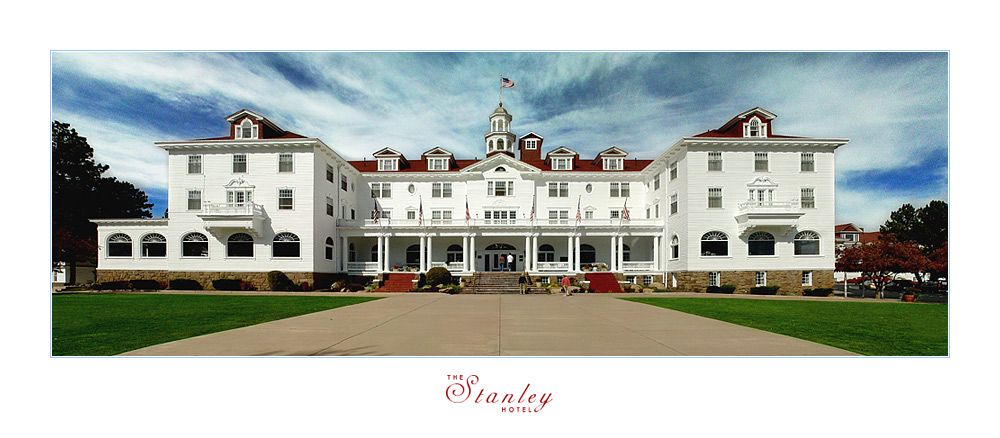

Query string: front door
482 243 517 272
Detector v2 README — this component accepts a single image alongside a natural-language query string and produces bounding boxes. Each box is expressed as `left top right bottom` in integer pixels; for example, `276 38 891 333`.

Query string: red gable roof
347 156 653 173
691 107 802 139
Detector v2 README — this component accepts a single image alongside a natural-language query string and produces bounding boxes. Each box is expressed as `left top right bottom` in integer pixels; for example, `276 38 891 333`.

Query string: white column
376 235 384 273
618 235 625 273
341 236 348 272
532 235 539 271
610 236 617 271
567 235 574 272
419 235 426 272
463 235 469 272
653 235 660 271
384 235 391 272
574 235 581 272
525 235 531 273
470 235 477 272
427 235 433 270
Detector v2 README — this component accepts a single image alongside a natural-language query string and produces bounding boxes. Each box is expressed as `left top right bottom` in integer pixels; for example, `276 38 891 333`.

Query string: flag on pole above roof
501 77 514 88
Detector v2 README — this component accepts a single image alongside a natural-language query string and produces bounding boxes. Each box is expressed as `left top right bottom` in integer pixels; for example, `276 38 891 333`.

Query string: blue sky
50 52 948 230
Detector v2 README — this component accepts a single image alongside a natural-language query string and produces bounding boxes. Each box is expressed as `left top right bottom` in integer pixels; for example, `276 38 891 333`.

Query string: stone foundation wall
667 270 834 295
96 270 344 291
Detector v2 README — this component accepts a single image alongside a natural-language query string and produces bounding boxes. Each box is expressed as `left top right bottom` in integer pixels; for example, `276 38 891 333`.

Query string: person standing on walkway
562 275 572 296
518 274 527 294
507 254 514 271
499 253 506 271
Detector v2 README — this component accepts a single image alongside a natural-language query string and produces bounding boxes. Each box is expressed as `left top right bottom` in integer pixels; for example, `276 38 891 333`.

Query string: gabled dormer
693 107 778 139
225 109 288 140
519 132 544 162
373 147 408 172
422 147 455 171
593 146 629 170
545 146 578 171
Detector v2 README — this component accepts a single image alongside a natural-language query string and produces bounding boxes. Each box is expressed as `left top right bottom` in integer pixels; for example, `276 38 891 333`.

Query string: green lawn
52 294 381 356
621 297 948 356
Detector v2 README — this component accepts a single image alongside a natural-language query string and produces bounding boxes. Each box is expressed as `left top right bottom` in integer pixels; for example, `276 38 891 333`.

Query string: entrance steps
462 272 541 294
377 273 416 292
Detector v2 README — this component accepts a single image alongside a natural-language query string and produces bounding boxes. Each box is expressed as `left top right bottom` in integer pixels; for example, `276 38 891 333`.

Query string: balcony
197 203 266 236
735 200 805 235
337 217 662 229
621 261 656 272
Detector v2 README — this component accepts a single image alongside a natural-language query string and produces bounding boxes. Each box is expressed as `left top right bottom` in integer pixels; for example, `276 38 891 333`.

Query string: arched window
349 243 356 262
746 117 763 137
499 139 506 150
447 244 463 263
580 244 596 264
273 232 300 258
700 231 728 257
371 245 379 262
621 244 630 262
748 231 776 256
227 233 254 258
406 244 420 265
107 233 132 257
141 233 166 258
241 119 253 139
794 231 820 255
538 244 555 262
670 235 679 259
182 232 208 257
325 237 334 260
489 139 495 151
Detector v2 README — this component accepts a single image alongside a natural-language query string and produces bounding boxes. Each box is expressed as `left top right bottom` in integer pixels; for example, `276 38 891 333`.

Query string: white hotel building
93 105 847 293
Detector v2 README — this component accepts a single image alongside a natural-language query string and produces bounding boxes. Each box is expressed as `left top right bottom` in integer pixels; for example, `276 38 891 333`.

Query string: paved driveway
120 293 856 356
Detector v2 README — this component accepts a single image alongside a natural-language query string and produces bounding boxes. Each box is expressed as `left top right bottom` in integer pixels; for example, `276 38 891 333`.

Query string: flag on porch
576 196 582 223
418 197 424 226
372 199 380 223
622 198 630 221
465 197 471 223
529 193 535 221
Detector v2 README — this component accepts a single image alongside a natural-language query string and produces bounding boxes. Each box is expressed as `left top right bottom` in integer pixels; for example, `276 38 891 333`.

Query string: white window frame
801 187 816 209
603 157 623 170
428 157 449 171
709 271 720 287
187 155 202 174
669 161 677 180
277 188 294 210
744 117 766 138
552 157 572 170
326 197 334 217
548 182 568 198
378 158 399 171
106 233 133 258
670 193 678 215
548 210 569 225
432 182 452 198
431 210 453 224
524 139 538 150
187 190 202 211
610 182 630 197
326 164 334 182
802 271 813 286
754 152 768 172
755 271 767 287
233 154 247 173
708 187 723 209
653 174 661 190
708 152 723 171
278 153 294 173
141 233 167 258
487 180 515 197
801 152 815 172
371 183 392 199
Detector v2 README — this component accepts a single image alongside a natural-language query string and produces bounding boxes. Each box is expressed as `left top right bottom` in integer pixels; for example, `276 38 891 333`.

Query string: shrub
130 279 163 290
300 282 314 292
330 280 346 291
266 271 298 291
212 279 244 291
241 281 256 291
169 279 203 290
706 285 736 294
425 267 452 286
346 283 365 292
94 281 132 290
803 288 833 297
750 286 780 295
904 287 921 295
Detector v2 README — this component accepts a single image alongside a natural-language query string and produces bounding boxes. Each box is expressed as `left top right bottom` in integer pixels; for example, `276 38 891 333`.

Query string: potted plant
902 287 919 302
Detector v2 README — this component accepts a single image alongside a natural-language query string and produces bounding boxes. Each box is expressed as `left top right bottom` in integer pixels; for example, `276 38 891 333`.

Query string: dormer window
524 139 538 150
378 158 398 171
237 119 257 139
743 117 766 138
552 157 572 170
603 157 623 170
428 157 449 171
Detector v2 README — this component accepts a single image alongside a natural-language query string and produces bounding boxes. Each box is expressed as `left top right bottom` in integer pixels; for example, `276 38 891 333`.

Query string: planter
903 294 916 302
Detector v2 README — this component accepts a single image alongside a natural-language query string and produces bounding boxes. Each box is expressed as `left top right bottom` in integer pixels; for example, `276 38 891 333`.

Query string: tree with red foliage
836 235 929 299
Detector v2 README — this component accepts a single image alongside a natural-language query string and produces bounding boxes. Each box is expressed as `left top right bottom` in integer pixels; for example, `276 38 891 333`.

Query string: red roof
195 131 307 141
347 156 653 173
836 223 864 233
859 232 882 244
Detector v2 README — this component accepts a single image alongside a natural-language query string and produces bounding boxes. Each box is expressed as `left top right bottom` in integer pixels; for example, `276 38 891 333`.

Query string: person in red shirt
561 275 572 296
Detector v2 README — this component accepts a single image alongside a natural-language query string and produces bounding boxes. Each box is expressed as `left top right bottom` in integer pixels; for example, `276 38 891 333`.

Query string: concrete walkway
120 293 857 356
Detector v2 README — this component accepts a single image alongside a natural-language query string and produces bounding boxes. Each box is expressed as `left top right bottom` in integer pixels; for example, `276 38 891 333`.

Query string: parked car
920 279 948 293
884 280 917 292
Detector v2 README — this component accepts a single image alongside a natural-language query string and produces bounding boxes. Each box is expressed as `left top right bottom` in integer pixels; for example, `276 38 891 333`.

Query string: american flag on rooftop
501 77 514 88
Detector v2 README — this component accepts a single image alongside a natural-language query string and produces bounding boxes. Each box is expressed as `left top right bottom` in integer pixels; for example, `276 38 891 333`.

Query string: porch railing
621 261 656 272
536 262 570 271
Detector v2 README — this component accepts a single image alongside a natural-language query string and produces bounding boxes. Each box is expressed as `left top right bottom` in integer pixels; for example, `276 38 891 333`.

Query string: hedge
212 279 244 291
706 285 736 294
168 279 203 290
93 281 132 290
802 288 833 297
130 279 164 290
266 271 299 291
750 286 780 295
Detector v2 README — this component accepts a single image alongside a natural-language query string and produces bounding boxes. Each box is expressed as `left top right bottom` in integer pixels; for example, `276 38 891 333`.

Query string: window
552 157 572 170
371 183 392 198
447 244 464 263
227 233 254 258
188 155 202 174
756 271 767 287
548 182 568 197
351 209 355 220
794 231 821 255
141 233 166 258
278 153 293 172
708 152 723 171
326 197 334 216
187 190 202 211
748 231 776 256
487 180 514 197
580 244 596 264
278 189 294 210
406 244 421 265
585 183 593 194
610 182 630 197
643 275 653 286
548 210 569 224
801 188 815 209
754 152 768 172
325 237 334 260
670 193 678 215
378 158 398 171
801 152 815 172
226 189 252 206
708 188 723 208
233 154 247 173
239 119 256 139
604 158 623 170
669 161 677 180
341 174 348 191
584 210 594 220
538 244 555 262
272 232 300 258
700 231 728 256
107 233 132 257
326 164 334 182
428 157 449 171
744 118 765 138
182 232 208 257
407 210 416 220
621 244 630 262
653 174 661 190
709 272 720 287
524 139 538 150
802 271 813 286
432 182 453 198
432 210 452 224
670 236 679 259
484 210 517 225
349 243 356 262
610 210 620 219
